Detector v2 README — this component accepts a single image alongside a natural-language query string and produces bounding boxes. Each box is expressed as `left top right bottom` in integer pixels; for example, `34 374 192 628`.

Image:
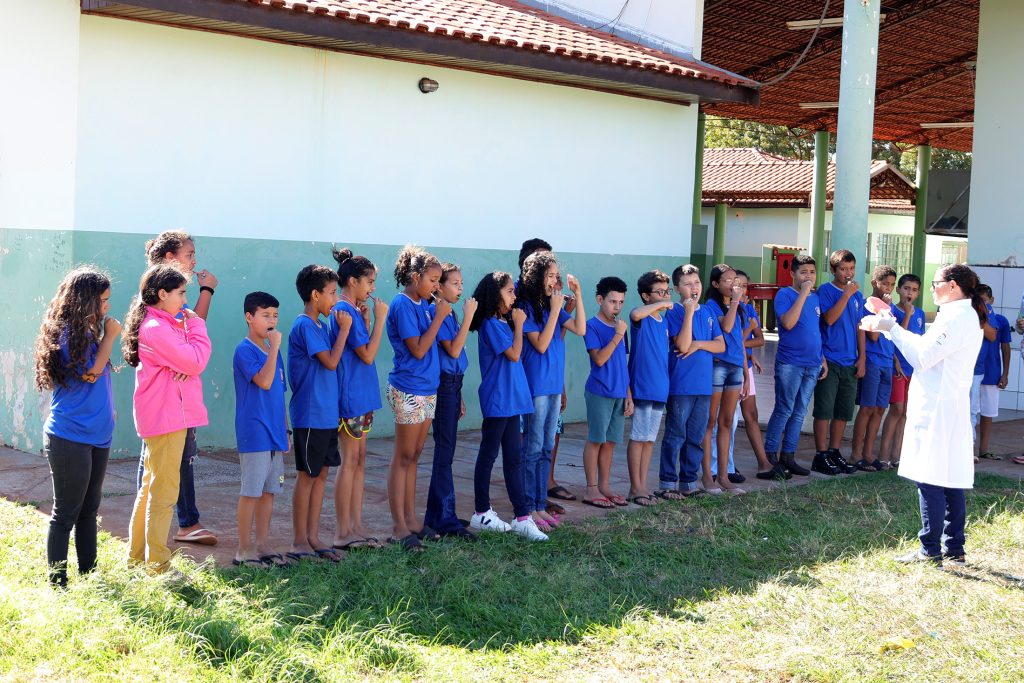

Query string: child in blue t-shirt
328 248 388 551
232 291 291 567
624 270 675 507
36 266 121 587
812 249 864 475
424 262 478 541
765 255 825 477
287 265 350 563
468 272 547 542
850 265 897 471
658 264 724 499
582 277 634 504
384 245 447 552
973 285 1012 460
879 273 925 466
518 250 587 531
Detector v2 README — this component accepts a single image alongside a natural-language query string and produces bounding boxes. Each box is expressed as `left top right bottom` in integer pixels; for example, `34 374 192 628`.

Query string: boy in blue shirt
622 270 674 507
232 292 291 567
287 265 351 562
973 285 1012 460
658 264 725 498
765 255 826 476
812 249 864 475
850 265 897 471
582 277 635 504
879 273 925 466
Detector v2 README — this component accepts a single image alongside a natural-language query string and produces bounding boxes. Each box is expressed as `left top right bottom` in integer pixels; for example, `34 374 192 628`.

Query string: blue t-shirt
584 316 628 398
744 303 760 361
976 311 1011 384
436 309 469 376
817 281 865 366
864 305 896 369
477 317 534 418
44 336 115 448
232 338 288 452
330 300 382 419
628 314 670 403
521 304 573 397
287 314 338 429
666 302 721 396
386 294 440 395
890 304 926 377
774 287 822 368
704 299 746 367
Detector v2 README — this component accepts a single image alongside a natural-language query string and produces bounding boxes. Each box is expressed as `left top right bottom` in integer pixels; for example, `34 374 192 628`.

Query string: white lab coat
886 298 983 489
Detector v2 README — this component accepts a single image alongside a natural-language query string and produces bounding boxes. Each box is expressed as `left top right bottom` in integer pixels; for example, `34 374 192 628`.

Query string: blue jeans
917 482 966 557
710 409 739 475
522 394 560 512
765 363 819 455
137 427 199 528
475 416 529 518
659 394 710 491
425 373 464 532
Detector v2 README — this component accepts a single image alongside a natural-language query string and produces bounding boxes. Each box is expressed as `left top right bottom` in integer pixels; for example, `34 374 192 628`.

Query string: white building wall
0 0 80 232
971 0 1024 265
73 16 696 258
532 0 703 56
699 207 800 257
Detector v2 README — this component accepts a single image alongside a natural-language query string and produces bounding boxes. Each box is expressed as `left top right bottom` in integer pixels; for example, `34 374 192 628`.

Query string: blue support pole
832 0 882 277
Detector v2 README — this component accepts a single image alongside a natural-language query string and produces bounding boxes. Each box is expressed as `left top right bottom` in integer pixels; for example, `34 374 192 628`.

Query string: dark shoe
728 470 746 484
756 463 792 481
943 552 966 567
828 448 857 474
780 452 810 476
811 451 841 476
853 458 880 472
895 550 942 566
545 501 566 516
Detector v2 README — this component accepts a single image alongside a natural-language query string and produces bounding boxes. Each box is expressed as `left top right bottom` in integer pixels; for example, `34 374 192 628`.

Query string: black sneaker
811 451 841 476
779 452 810 476
895 550 943 566
756 463 792 481
943 553 966 567
828 448 857 474
728 469 746 484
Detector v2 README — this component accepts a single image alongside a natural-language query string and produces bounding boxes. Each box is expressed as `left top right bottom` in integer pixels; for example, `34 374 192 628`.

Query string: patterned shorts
340 412 374 439
386 384 437 425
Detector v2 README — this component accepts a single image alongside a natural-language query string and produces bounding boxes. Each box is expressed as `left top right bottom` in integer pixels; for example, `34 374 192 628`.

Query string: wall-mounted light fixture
418 78 439 94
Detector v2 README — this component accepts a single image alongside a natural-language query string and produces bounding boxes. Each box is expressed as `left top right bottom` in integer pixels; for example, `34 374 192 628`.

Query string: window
941 241 967 266
872 233 913 275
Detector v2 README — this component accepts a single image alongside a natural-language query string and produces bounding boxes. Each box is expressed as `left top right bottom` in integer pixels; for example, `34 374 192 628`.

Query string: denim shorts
712 360 744 392
630 400 665 442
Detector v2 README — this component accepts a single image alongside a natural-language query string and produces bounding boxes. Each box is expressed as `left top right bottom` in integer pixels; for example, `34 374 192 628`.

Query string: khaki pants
129 429 186 572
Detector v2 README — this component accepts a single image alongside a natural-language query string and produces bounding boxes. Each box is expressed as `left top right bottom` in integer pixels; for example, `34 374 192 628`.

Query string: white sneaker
470 508 511 533
509 516 549 542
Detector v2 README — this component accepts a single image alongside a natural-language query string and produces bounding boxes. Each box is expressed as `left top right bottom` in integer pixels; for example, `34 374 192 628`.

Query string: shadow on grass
111 472 1024 661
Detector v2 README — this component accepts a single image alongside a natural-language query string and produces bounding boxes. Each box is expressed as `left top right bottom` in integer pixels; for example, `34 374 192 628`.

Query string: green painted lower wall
2 229 692 456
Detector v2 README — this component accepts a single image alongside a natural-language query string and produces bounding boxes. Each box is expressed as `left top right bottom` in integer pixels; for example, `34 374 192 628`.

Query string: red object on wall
775 252 794 287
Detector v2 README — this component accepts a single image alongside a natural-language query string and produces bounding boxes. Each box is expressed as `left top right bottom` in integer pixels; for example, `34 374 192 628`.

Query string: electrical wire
592 0 631 32
757 0 832 88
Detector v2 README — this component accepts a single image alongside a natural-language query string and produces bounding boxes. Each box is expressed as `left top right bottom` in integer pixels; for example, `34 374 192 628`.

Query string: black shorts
292 427 339 477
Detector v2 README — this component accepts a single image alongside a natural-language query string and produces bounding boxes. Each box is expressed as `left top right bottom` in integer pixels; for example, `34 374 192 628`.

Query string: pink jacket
133 306 213 438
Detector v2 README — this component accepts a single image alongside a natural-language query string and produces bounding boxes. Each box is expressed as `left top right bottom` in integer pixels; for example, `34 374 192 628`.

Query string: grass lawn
1 472 1022 682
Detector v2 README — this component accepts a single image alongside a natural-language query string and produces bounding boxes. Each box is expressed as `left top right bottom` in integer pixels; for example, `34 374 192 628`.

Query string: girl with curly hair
35 266 121 587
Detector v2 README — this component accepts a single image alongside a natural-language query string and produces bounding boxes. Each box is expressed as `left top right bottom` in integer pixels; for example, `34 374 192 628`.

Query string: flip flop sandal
631 495 655 507
174 527 218 546
1011 456 1024 465
231 557 268 568
388 534 426 552
581 497 615 509
545 501 566 515
654 489 685 501
979 452 1003 460
414 525 442 542
547 485 577 501
313 547 343 563
608 495 629 506
258 553 292 567
285 551 319 563
360 536 385 548
333 539 373 551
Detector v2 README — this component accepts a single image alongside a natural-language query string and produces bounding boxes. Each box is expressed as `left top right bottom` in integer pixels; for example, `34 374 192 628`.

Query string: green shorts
813 361 858 421
584 389 625 444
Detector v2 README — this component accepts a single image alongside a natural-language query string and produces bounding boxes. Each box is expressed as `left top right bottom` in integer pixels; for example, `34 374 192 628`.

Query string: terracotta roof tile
702 148 916 214
233 0 752 86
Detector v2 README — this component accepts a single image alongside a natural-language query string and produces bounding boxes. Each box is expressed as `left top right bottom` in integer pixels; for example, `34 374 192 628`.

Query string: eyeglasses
651 289 671 297
930 279 948 289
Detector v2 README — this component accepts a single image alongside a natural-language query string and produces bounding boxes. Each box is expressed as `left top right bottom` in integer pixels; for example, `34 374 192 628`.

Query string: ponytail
940 264 987 327
121 264 188 366
332 246 376 289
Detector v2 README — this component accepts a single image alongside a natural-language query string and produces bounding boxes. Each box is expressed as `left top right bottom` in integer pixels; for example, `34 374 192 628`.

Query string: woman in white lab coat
864 264 986 567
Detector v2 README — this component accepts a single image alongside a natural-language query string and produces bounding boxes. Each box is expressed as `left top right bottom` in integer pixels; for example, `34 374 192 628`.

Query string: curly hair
469 271 512 331
440 262 461 285
34 266 112 391
517 250 558 325
145 230 193 266
393 245 441 288
121 264 188 367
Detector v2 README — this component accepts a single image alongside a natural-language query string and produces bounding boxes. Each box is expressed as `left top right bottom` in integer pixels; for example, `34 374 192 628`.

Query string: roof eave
81 0 759 106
